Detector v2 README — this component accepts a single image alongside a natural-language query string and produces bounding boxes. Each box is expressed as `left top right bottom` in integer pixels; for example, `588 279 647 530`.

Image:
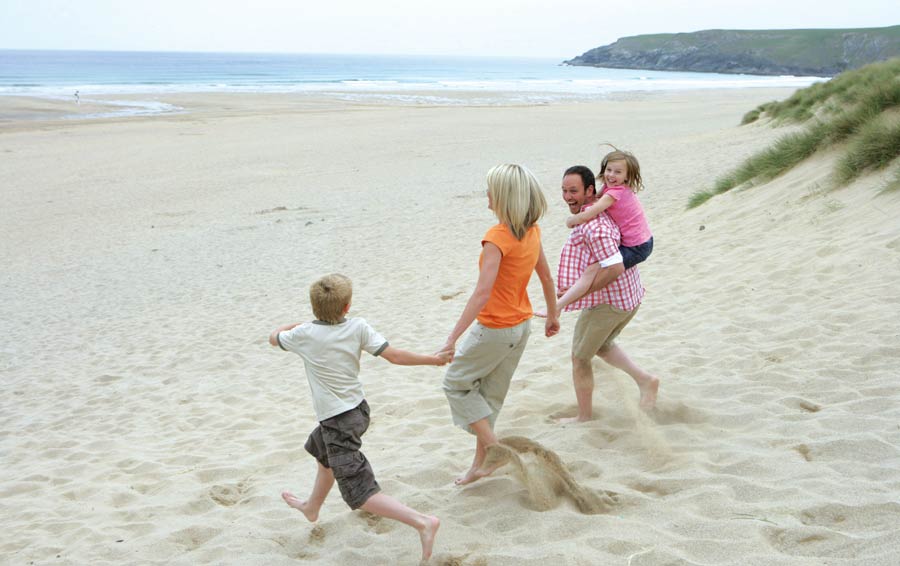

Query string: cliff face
565 27 900 76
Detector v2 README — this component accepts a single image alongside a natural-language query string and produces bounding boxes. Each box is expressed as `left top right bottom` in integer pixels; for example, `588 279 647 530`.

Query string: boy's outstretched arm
565 194 615 228
380 346 450 366
269 323 302 347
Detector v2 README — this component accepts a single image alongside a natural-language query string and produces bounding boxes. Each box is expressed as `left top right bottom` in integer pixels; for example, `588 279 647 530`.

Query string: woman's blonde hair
309 273 352 323
486 164 548 240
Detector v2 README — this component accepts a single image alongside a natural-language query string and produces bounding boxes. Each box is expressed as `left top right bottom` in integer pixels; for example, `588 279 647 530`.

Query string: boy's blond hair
310 273 352 323
599 149 644 193
486 163 548 240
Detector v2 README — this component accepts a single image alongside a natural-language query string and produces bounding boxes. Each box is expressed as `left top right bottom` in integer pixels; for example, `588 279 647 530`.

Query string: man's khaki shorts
571 304 639 360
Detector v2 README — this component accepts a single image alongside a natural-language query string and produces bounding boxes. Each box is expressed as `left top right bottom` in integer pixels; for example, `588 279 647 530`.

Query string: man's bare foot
417 515 440 561
282 491 319 522
638 376 659 411
554 415 591 424
454 445 512 485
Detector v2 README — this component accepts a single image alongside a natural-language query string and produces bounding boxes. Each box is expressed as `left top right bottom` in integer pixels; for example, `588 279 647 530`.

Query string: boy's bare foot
454 445 513 485
282 491 319 522
638 376 659 411
417 515 440 561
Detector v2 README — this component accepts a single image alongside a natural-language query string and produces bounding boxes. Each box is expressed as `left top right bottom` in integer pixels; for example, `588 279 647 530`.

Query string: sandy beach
2 88 899 565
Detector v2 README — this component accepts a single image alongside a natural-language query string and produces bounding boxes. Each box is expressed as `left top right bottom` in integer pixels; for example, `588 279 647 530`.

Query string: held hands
434 349 453 366
434 340 456 365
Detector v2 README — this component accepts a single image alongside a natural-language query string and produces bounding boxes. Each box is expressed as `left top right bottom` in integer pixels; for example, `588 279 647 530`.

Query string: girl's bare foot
417 515 440 561
282 491 319 522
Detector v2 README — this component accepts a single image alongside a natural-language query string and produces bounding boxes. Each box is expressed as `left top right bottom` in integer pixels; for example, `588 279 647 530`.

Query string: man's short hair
310 273 352 323
563 165 596 196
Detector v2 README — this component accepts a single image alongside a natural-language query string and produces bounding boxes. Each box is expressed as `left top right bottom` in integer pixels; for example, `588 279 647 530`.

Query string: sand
1 88 899 565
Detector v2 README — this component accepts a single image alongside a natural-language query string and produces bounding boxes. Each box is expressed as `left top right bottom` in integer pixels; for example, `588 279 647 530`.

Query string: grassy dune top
688 58 900 208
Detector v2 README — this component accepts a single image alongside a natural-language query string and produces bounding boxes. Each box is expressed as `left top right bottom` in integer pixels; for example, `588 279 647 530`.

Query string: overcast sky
1 0 897 58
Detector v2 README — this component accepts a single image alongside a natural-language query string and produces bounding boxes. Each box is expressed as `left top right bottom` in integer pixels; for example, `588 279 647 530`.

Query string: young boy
269 273 448 561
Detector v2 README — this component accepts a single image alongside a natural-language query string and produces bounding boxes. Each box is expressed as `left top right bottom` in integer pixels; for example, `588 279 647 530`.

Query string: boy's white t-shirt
277 317 388 421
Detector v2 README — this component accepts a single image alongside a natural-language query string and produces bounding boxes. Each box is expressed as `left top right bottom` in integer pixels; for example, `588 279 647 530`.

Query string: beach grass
691 58 900 208
741 58 900 125
838 118 900 183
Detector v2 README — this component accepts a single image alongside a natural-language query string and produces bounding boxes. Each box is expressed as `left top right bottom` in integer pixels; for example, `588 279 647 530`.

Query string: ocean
0 50 825 117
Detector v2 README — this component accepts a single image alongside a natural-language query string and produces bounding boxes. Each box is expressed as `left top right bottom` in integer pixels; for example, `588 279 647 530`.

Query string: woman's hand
435 350 454 365
544 314 560 337
435 340 456 360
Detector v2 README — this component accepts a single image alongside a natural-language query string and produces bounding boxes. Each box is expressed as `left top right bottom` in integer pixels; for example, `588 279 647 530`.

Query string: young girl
566 149 653 269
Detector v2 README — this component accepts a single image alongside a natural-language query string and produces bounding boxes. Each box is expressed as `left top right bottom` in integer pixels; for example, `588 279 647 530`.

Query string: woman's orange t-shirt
477 223 541 329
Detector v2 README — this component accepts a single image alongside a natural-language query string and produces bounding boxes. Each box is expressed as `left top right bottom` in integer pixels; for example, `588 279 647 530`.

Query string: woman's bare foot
454 465 490 486
638 376 659 411
417 515 440 561
282 491 319 522
454 445 512 485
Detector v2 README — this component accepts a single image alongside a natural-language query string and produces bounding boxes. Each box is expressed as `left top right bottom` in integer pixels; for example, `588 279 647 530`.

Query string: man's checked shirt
557 211 645 312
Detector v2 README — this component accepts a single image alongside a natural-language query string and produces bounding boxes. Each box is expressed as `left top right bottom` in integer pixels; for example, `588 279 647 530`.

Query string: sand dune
1 89 898 565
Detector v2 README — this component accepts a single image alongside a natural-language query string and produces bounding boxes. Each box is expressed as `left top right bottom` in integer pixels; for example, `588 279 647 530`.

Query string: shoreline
0 87 798 126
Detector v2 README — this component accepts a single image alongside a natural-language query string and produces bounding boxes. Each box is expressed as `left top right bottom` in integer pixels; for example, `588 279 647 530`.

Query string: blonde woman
438 164 559 485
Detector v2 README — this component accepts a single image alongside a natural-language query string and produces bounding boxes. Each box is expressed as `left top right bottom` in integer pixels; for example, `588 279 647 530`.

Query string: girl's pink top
601 185 652 247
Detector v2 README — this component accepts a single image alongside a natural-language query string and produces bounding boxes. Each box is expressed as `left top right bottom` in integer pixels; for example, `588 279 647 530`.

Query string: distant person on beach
74 90 80 105
270 273 448 561
555 149 653 313
552 165 659 421
437 164 560 485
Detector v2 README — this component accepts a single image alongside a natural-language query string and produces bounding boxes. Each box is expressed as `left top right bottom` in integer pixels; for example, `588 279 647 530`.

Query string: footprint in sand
430 554 489 566
797 400 822 412
361 511 394 534
208 481 250 506
308 525 326 545
763 525 846 557
168 526 220 550
795 444 813 461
